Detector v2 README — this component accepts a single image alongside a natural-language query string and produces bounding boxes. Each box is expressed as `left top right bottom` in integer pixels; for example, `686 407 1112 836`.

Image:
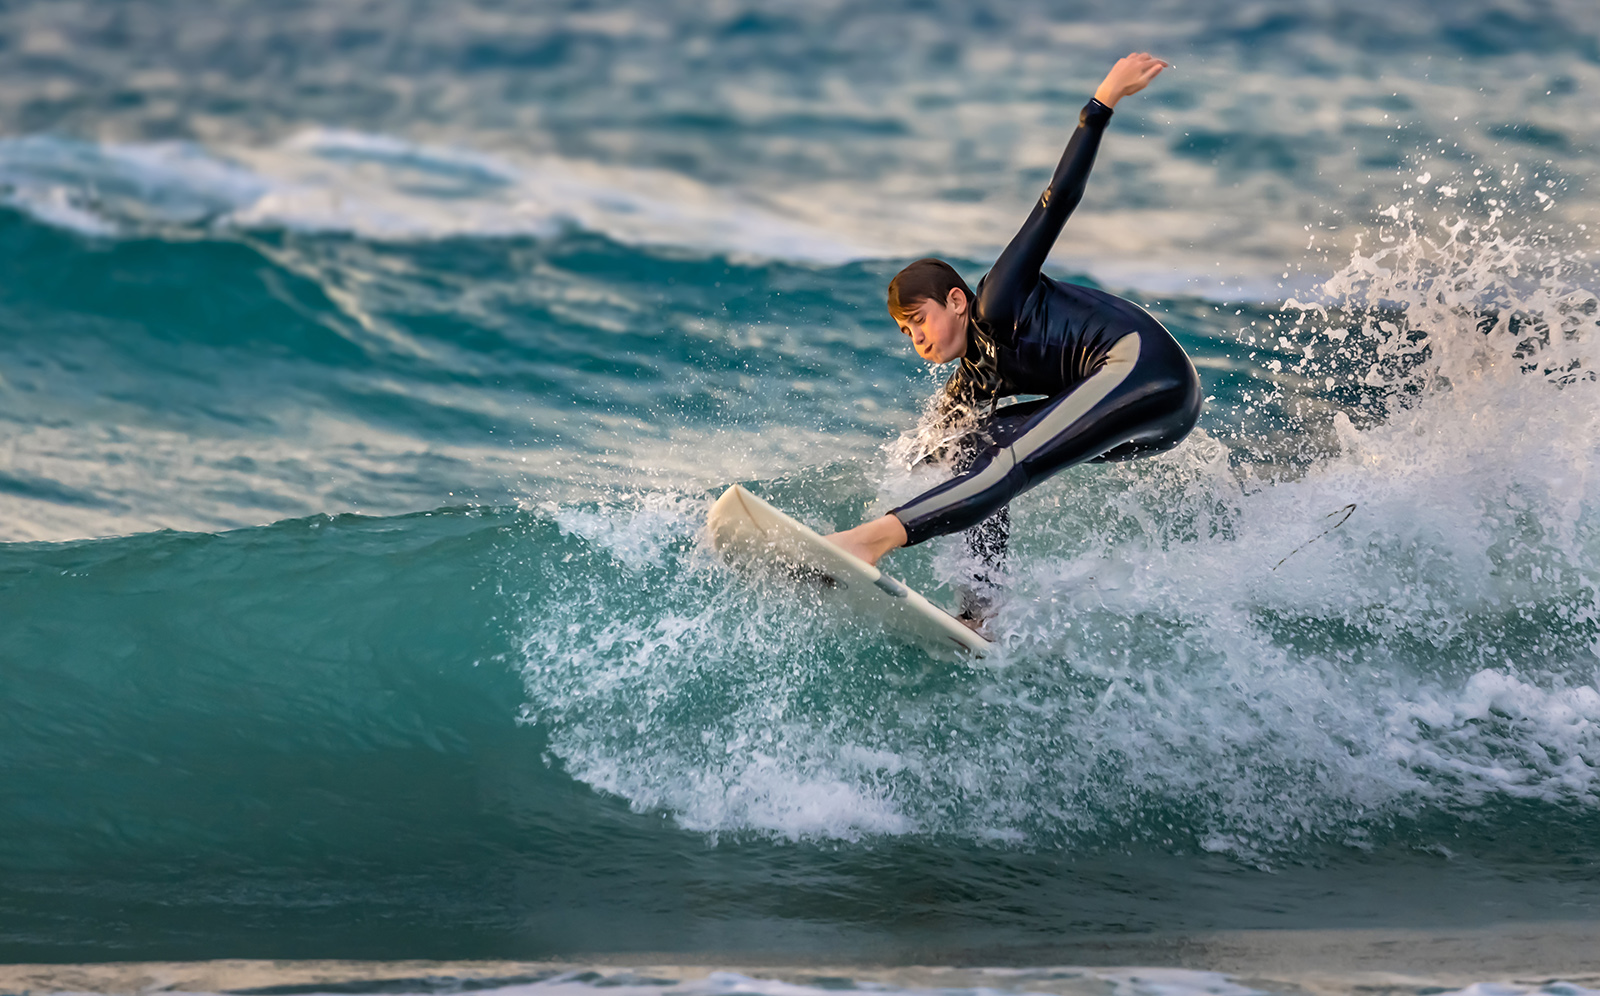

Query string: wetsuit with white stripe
891 97 1202 547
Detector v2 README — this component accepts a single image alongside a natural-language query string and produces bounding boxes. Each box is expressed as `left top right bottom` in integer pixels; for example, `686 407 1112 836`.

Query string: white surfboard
706 484 991 658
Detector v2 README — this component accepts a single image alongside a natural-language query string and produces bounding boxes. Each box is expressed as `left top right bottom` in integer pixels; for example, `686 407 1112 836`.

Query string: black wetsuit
891 98 1202 553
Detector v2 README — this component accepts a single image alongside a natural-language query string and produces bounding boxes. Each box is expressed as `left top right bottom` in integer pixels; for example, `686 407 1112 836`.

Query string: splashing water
514 194 1600 860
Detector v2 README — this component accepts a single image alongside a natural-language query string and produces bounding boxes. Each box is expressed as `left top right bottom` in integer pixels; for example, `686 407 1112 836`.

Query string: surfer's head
888 258 973 365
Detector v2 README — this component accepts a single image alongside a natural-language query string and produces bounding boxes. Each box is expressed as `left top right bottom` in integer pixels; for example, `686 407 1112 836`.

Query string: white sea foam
132 968 1272 996
0 136 268 233
522 502 919 840
137 967 1600 996
972 205 1600 842
489 969 1267 996
235 129 882 262
1437 985 1600 996
554 493 707 570
21 967 1600 996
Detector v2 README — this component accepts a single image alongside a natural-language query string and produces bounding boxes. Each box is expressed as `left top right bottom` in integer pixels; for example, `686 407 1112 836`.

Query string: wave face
3 0 1600 968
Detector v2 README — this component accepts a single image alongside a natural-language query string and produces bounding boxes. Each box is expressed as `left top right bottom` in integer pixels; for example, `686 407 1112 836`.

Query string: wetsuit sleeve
975 98 1113 333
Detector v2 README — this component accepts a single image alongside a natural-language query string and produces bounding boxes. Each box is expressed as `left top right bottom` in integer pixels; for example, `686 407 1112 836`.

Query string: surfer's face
895 288 968 364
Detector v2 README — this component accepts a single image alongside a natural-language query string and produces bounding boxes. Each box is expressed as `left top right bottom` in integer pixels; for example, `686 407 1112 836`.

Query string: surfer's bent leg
891 330 1201 545
945 426 1014 617
944 419 1013 576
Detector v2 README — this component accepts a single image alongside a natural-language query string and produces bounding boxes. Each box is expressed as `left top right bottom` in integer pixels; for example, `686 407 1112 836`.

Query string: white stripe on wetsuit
895 332 1141 523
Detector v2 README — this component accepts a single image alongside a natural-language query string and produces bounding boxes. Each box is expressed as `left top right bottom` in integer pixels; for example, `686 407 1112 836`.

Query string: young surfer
825 52 1201 623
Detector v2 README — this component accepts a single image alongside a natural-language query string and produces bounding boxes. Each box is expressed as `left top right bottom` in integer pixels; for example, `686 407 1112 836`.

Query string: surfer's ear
946 287 968 317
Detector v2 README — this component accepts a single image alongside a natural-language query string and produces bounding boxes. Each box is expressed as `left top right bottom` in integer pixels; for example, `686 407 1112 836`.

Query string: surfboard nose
708 484 764 558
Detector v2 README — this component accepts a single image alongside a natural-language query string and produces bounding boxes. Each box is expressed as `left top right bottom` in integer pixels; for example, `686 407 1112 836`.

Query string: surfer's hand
1093 52 1168 108
823 514 908 567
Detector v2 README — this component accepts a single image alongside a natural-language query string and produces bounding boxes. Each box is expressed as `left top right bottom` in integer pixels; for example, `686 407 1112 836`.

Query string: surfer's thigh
1004 332 1200 483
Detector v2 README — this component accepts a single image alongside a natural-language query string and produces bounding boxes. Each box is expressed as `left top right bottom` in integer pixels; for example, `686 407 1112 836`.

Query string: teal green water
2 0 1600 967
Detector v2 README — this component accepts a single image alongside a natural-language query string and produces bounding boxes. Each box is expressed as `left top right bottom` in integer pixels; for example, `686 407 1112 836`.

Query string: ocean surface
3 0 1600 979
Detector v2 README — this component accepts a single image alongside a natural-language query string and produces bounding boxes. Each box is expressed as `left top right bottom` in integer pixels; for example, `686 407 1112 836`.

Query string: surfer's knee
1119 375 1203 458
1127 348 1203 448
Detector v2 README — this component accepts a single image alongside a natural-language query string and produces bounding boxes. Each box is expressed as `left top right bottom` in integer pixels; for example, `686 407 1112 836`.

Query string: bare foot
823 531 878 565
822 514 908 567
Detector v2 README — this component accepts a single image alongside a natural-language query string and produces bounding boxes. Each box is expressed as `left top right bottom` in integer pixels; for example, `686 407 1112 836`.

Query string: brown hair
887 258 975 323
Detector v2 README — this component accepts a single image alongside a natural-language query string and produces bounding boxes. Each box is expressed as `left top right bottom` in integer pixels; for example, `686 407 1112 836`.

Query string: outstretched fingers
1120 52 1170 95
1095 51 1172 107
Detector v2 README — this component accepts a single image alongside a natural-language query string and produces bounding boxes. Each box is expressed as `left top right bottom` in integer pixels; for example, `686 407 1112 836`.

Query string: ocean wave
0 130 876 263
0 203 918 542
3 127 1598 864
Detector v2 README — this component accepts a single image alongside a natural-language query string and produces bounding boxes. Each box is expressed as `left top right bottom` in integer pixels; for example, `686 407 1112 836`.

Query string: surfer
825 52 1201 626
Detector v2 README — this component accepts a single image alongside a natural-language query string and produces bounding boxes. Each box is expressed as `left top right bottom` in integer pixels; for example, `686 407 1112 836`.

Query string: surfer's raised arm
825 52 1199 632
977 52 1166 332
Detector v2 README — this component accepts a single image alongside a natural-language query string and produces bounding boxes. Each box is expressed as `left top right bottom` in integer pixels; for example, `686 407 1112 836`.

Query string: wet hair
887 258 975 324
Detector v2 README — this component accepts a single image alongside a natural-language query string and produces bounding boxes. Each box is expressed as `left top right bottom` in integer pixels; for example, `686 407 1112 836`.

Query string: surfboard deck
706 484 991 658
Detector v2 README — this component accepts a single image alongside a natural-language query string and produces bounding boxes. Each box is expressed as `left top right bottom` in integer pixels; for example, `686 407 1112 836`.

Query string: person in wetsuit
825 52 1201 620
